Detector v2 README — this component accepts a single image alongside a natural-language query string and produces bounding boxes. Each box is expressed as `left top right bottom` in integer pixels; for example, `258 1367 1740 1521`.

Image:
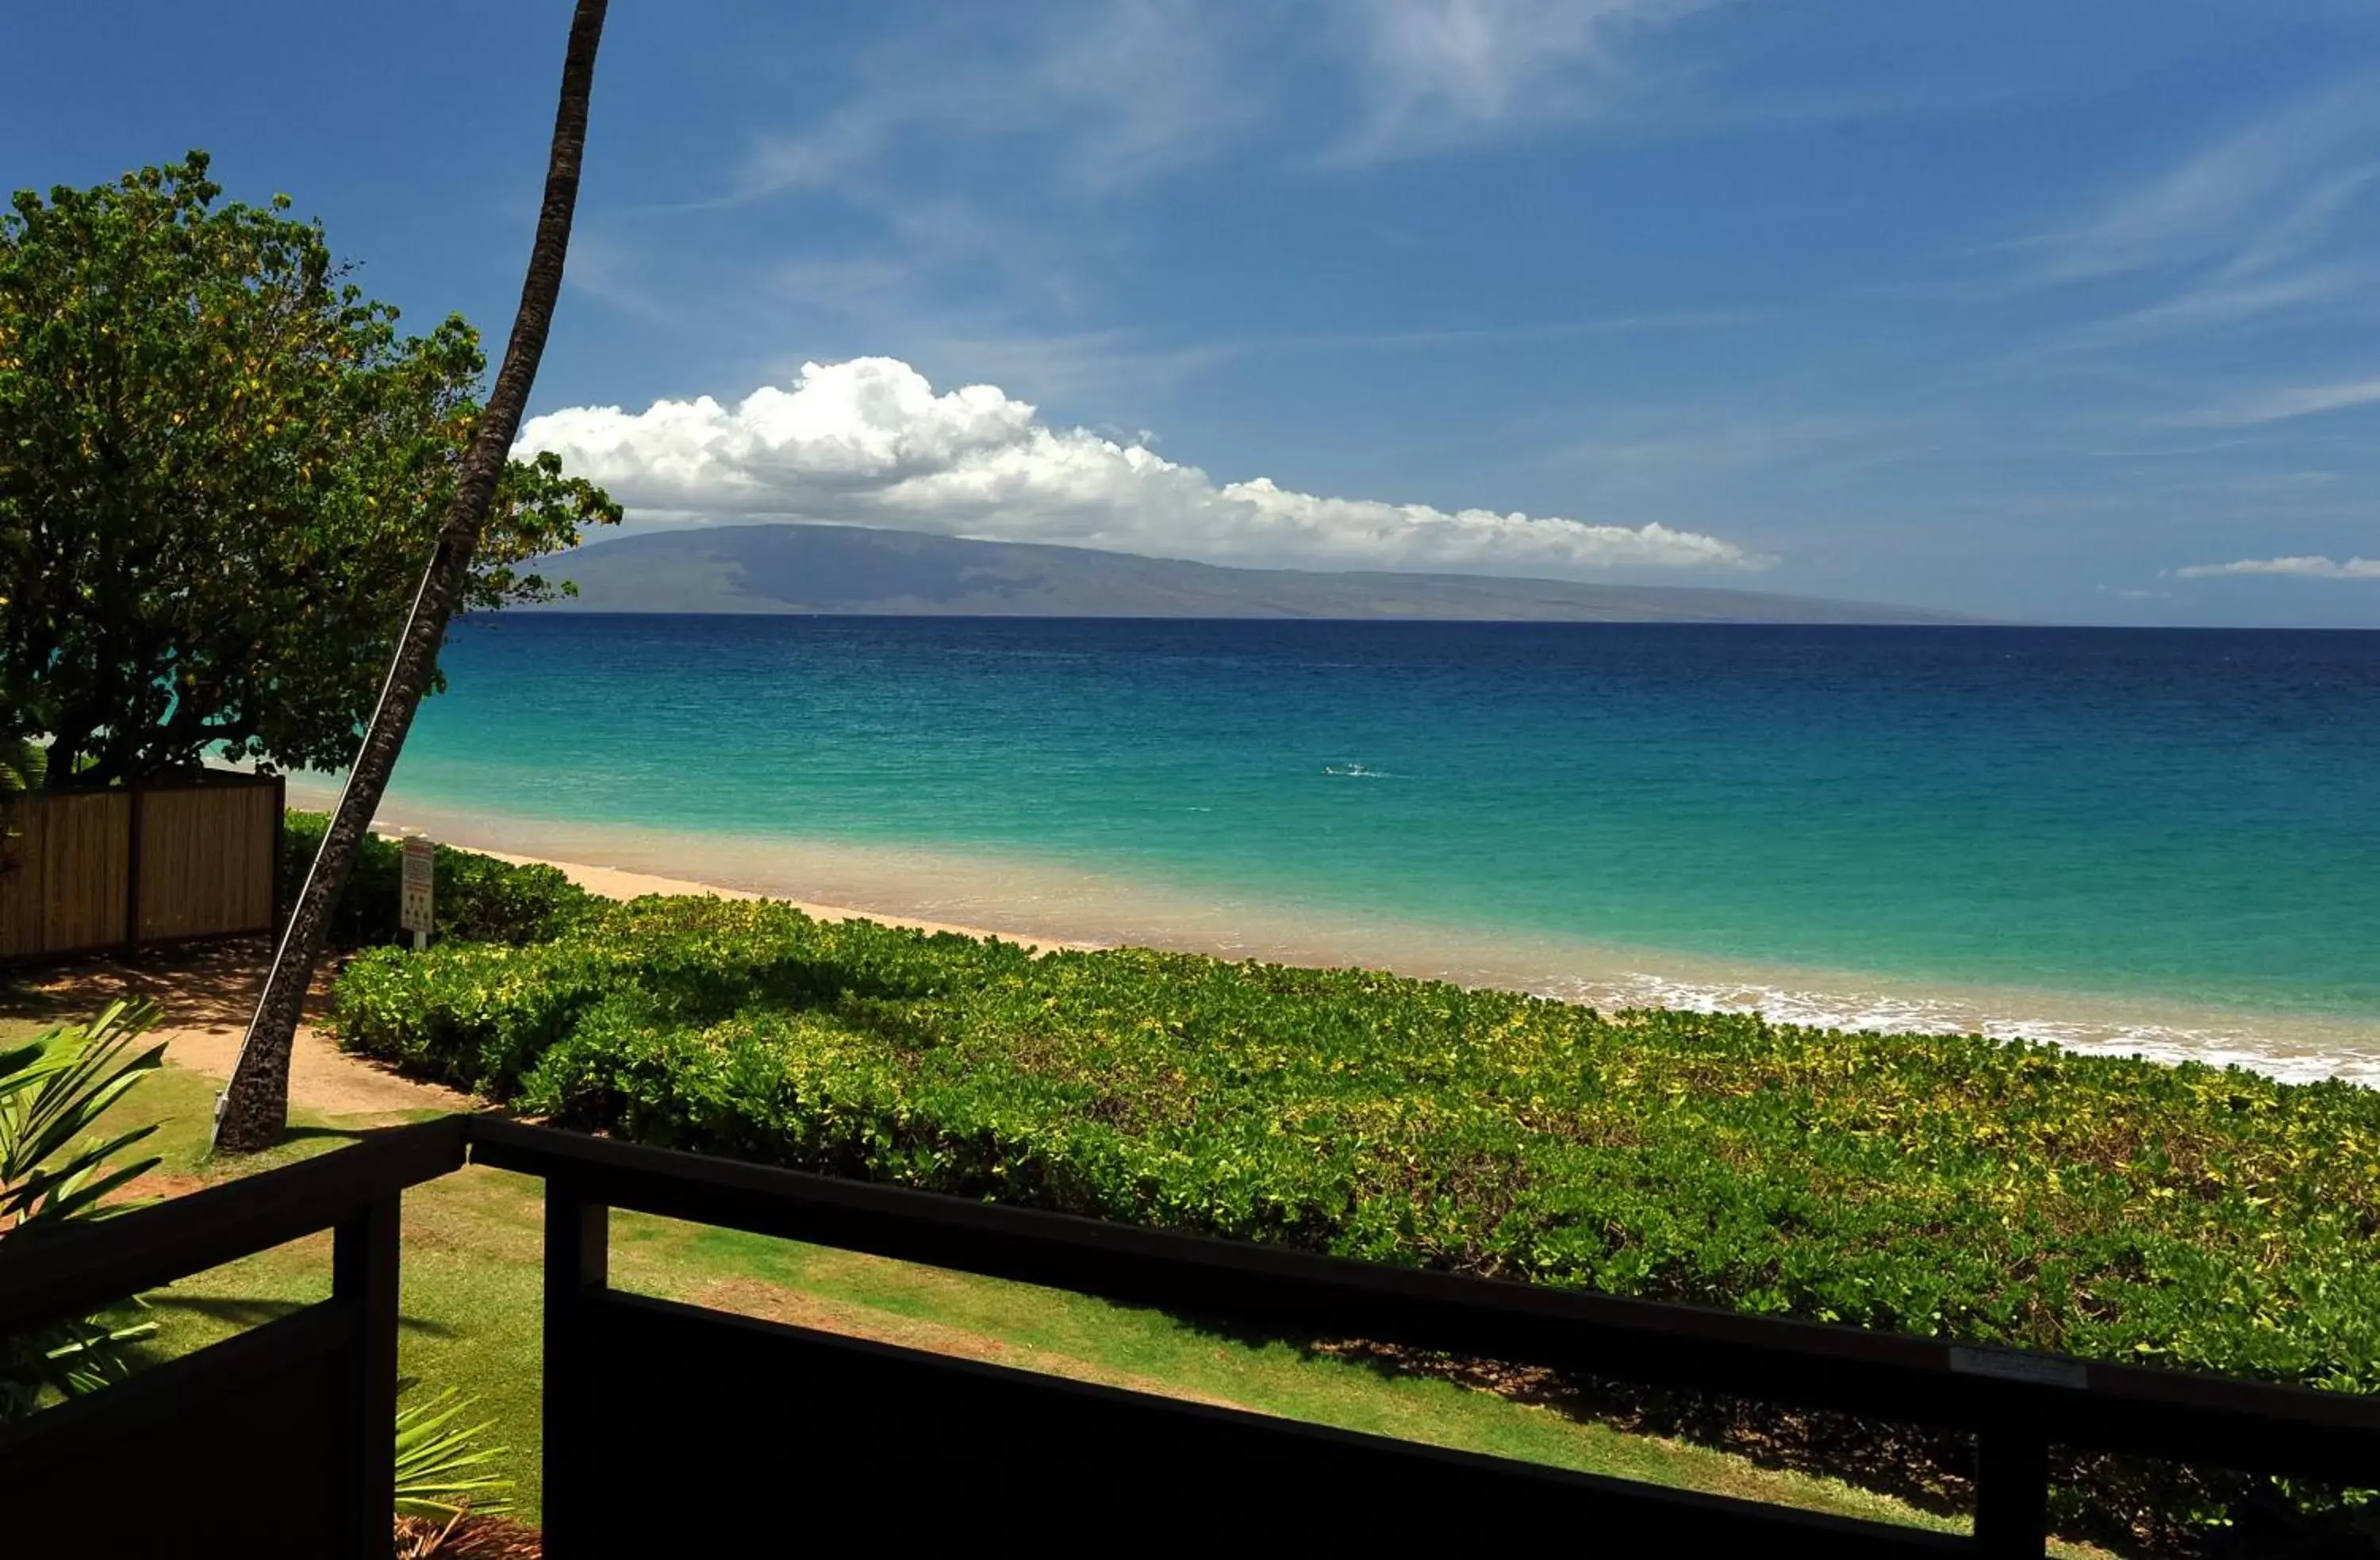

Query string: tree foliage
0 152 618 787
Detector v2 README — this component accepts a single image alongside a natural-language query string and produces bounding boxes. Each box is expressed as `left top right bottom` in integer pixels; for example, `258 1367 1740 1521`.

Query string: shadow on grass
1176 1317 2380 1558
140 1293 313 1329
217 1115 454 1154
279 1123 382 1145
139 1292 462 1340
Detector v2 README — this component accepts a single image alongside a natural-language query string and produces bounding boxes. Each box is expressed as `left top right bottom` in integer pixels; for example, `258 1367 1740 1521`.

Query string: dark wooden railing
0 1116 463 1554
7 1115 2379 1555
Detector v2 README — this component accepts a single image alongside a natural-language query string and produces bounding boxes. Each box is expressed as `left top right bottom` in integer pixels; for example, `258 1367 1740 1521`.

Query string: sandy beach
453 837 1092 951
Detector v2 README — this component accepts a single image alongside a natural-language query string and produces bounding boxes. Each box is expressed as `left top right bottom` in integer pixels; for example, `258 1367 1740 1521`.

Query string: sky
5 1 2378 625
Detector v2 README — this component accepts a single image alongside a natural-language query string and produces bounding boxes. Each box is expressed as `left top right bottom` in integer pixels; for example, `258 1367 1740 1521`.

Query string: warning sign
399 836 436 944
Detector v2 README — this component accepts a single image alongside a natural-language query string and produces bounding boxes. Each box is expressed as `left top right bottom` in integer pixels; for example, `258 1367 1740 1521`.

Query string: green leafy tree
0 152 618 789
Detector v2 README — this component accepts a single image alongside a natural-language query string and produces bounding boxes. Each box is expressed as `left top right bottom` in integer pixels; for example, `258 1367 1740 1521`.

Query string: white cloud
2171 555 2380 580
1330 0 1715 159
2167 377 2380 428
516 358 1765 575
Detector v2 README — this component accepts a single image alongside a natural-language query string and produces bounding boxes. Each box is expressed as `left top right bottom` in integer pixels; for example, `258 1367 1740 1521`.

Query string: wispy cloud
1031 0 1259 188
738 107 894 201
1993 77 2380 360
2214 162 2380 280
890 331 1240 408
730 0 1729 205
2165 377 2380 428
2171 555 2380 580
1322 0 1720 162
2024 79 2379 284
753 202 1224 409
1259 309 1760 354
1538 408 1944 480
2041 264 2368 355
733 1 1253 202
560 231 679 325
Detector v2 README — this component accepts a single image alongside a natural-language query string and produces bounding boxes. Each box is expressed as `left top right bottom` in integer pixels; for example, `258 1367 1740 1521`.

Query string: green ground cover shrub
281 810 600 950
333 895 2380 1393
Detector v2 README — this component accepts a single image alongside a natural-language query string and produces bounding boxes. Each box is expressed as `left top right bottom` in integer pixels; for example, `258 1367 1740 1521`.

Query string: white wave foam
1543 971 2380 1086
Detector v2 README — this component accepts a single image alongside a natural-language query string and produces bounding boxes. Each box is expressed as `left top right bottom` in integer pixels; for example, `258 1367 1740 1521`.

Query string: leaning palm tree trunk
214 0 610 1152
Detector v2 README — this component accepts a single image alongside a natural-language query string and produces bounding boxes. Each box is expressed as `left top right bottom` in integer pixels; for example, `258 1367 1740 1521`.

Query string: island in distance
536 522 1975 624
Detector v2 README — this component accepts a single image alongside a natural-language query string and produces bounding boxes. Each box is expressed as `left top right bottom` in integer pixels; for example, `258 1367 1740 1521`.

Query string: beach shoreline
457 840 1095 952
300 778 2380 1088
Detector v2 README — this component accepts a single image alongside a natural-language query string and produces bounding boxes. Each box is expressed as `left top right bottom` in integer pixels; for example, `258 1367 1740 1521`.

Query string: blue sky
6 1 2378 624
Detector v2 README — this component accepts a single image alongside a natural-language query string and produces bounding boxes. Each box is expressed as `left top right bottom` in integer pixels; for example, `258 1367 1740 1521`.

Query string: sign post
399 836 436 951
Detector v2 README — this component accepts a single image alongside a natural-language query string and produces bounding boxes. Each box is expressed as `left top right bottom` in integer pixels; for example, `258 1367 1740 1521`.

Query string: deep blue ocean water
368 616 2380 1075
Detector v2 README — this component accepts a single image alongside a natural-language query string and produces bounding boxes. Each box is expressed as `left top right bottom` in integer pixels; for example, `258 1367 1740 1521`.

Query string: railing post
1974 1422 2050 1558
335 1193 402 1560
543 1181 610 1558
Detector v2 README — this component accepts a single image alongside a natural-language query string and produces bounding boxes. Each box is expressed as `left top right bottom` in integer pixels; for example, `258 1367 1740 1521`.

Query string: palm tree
214 0 612 1151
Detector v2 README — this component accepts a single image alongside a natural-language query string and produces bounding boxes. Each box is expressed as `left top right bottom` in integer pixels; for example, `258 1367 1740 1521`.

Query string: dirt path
0 939 469 1115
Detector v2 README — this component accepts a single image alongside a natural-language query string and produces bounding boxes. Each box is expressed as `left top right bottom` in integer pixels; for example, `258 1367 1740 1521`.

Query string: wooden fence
0 771 283 963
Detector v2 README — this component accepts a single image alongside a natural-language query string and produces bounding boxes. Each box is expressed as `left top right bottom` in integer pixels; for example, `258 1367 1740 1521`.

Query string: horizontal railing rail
0 1116 463 1334
468 1117 2380 1483
475 1116 2380 1557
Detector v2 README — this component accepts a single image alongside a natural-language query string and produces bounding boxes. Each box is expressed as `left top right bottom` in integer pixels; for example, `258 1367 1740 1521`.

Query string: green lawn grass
52 1061 2127 1550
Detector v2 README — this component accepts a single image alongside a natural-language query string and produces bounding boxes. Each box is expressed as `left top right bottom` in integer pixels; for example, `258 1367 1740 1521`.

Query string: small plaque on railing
1949 1345 2088 1389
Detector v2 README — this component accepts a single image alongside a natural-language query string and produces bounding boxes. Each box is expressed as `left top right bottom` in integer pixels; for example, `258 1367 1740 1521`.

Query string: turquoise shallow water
357 615 2380 1078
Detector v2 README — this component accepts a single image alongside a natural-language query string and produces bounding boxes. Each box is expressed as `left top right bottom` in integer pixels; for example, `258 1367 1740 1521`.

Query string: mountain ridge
535 522 1978 624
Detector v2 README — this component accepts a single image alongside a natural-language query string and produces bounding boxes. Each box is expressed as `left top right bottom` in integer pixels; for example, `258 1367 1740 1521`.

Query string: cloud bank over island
514 358 1766 577
2171 555 2380 580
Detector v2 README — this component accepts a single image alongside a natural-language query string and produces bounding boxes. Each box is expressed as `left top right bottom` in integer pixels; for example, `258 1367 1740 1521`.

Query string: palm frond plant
0 998 167 1419
393 1385 513 1555
1 998 167 1233
396 1385 512 1516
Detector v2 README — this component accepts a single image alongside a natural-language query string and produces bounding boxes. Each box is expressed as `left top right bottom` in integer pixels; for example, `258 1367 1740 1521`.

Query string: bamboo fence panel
0 774 282 963
136 782 278 943
0 791 130 959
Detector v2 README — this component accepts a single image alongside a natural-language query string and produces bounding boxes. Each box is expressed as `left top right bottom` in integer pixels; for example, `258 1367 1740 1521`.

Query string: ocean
343 615 2380 1083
